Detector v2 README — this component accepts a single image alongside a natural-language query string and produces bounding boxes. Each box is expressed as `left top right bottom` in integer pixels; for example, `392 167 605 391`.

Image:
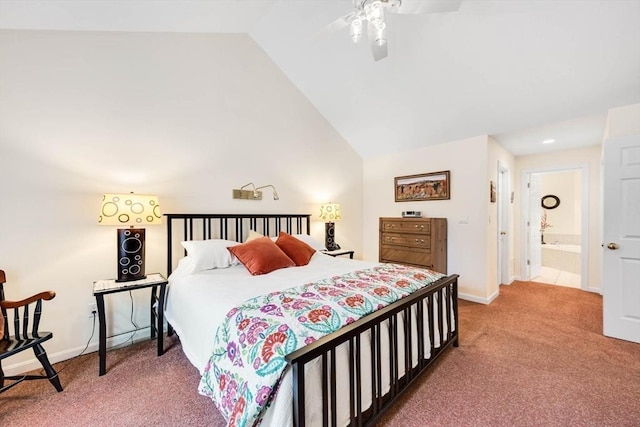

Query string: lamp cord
34 292 144 377
48 313 96 375
107 290 141 350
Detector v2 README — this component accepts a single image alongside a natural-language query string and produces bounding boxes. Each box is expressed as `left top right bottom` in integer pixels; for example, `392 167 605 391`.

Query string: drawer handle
415 239 425 244
414 224 424 229
387 224 395 228
386 237 395 241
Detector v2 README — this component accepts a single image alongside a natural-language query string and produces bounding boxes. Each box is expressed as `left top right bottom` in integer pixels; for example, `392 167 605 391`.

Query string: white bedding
165 252 452 426
165 252 377 373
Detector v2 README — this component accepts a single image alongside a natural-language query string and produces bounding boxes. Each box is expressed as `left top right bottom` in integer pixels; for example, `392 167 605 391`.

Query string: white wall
0 30 363 374
603 104 640 139
514 146 601 290
363 135 509 303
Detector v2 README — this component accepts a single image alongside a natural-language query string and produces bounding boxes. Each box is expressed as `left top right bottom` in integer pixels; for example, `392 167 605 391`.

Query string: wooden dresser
379 217 447 274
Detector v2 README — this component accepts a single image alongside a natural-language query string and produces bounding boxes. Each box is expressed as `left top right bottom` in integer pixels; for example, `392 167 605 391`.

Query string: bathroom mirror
541 195 560 209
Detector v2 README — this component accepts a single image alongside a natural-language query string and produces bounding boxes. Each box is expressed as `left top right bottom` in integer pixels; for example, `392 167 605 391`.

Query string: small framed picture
395 171 450 202
490 181 496 203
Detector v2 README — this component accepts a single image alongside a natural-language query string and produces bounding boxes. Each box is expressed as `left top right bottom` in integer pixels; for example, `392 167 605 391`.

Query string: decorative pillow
229 237 295 275
245 230 264 242
246 230 279 242
293 234 326 251
180 239 240 272
276 231 316 266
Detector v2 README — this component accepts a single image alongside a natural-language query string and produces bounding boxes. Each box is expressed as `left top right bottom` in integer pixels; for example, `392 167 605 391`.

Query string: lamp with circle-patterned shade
99 193 161 282
319 203 341 251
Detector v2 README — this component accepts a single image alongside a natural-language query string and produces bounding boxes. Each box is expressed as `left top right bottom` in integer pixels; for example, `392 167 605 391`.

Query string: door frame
521 163 590 289
497 161 511 285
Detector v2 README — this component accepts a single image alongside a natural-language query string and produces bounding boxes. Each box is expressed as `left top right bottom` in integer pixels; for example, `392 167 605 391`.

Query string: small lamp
98 193 161 282
319 203 341 251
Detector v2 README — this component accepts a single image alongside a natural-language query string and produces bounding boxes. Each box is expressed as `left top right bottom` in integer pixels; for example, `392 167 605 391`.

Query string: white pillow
168 256 198 279
180 239 240 272
293 234 326 251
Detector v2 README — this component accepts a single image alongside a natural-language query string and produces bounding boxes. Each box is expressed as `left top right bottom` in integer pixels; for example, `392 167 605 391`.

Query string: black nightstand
93 273 168 376
322 249 354 259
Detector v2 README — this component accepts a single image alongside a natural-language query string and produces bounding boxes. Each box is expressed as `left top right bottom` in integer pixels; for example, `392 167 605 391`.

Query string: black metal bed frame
165 213 459 427
165 213 311 272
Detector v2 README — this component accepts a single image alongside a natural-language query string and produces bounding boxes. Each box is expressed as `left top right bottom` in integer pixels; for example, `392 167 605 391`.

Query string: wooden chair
0 269 63 393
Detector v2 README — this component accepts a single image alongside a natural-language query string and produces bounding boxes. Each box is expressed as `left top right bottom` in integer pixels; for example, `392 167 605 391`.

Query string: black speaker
116 228 146 282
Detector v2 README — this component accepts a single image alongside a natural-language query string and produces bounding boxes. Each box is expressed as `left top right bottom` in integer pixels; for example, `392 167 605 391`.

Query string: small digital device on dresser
402 211 422 218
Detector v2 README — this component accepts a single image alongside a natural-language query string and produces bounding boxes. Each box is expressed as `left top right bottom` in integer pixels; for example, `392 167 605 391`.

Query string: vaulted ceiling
1 0 639 158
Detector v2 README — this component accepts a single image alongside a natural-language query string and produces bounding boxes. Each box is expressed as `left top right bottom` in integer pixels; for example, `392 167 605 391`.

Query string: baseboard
459 289 499 305
3 326 151 376
496 276 519 286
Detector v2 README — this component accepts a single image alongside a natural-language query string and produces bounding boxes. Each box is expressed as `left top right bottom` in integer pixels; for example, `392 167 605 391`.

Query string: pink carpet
2 281 639 426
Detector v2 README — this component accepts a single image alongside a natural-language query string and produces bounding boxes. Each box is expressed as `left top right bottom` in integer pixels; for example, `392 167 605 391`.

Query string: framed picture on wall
490 181 496 203
395 171 451 202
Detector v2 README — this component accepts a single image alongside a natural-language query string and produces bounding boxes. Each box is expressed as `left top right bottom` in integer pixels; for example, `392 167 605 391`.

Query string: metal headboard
164 213 311 275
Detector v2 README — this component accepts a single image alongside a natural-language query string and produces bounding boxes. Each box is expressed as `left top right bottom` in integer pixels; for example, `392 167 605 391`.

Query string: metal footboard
285 274 459 427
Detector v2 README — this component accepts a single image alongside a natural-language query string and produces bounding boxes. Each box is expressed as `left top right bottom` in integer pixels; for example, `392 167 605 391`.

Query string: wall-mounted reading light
256 185 279 200
233 183 279 200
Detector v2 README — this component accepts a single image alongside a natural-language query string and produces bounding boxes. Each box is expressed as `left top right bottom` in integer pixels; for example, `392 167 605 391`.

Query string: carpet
2 281 639 426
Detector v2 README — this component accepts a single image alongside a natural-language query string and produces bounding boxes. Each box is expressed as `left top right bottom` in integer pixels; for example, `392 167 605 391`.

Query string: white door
528 173 542 279
603 134 640 344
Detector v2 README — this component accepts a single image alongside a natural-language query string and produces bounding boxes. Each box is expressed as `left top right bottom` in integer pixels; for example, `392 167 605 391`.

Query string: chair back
0 269 63 393
0 270 54 341
0 269 5 340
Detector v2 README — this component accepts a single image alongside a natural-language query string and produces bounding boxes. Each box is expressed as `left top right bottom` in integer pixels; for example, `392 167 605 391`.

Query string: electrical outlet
88 303 98 318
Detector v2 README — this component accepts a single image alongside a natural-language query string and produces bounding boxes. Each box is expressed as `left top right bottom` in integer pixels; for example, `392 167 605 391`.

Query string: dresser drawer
380 247 433 269
380 232 430 249
379 217 446 274
381 219 430 235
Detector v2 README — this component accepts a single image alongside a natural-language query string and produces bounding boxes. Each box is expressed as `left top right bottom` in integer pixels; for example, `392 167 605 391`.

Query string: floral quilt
198 264 445 427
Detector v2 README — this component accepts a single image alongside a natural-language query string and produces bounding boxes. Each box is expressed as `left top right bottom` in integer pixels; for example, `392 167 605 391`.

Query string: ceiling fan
328 0 462 61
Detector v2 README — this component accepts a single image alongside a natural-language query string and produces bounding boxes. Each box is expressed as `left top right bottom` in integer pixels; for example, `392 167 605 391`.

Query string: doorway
497 162 510 285
521 165 589 289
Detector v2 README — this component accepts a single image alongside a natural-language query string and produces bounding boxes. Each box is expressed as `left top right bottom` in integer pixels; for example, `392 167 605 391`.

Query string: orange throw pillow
228 236 295 275
275 231 316 266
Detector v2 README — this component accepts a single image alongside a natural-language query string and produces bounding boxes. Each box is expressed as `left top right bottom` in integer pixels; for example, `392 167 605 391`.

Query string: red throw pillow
275 231 316 266
228 236 295 275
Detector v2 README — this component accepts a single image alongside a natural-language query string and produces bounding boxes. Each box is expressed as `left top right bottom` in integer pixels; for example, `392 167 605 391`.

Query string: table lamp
319 203 341 251
98 193 161 282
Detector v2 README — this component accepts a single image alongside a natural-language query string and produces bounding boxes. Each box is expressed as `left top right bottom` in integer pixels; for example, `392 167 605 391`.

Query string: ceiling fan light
367 1 384 23
350 18 363 43
375 26 387 46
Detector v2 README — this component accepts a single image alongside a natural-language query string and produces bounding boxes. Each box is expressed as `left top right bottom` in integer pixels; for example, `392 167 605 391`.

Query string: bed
164 213 459 427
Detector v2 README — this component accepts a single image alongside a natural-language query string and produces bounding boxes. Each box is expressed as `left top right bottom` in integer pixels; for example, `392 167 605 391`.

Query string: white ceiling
1 0 639 158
